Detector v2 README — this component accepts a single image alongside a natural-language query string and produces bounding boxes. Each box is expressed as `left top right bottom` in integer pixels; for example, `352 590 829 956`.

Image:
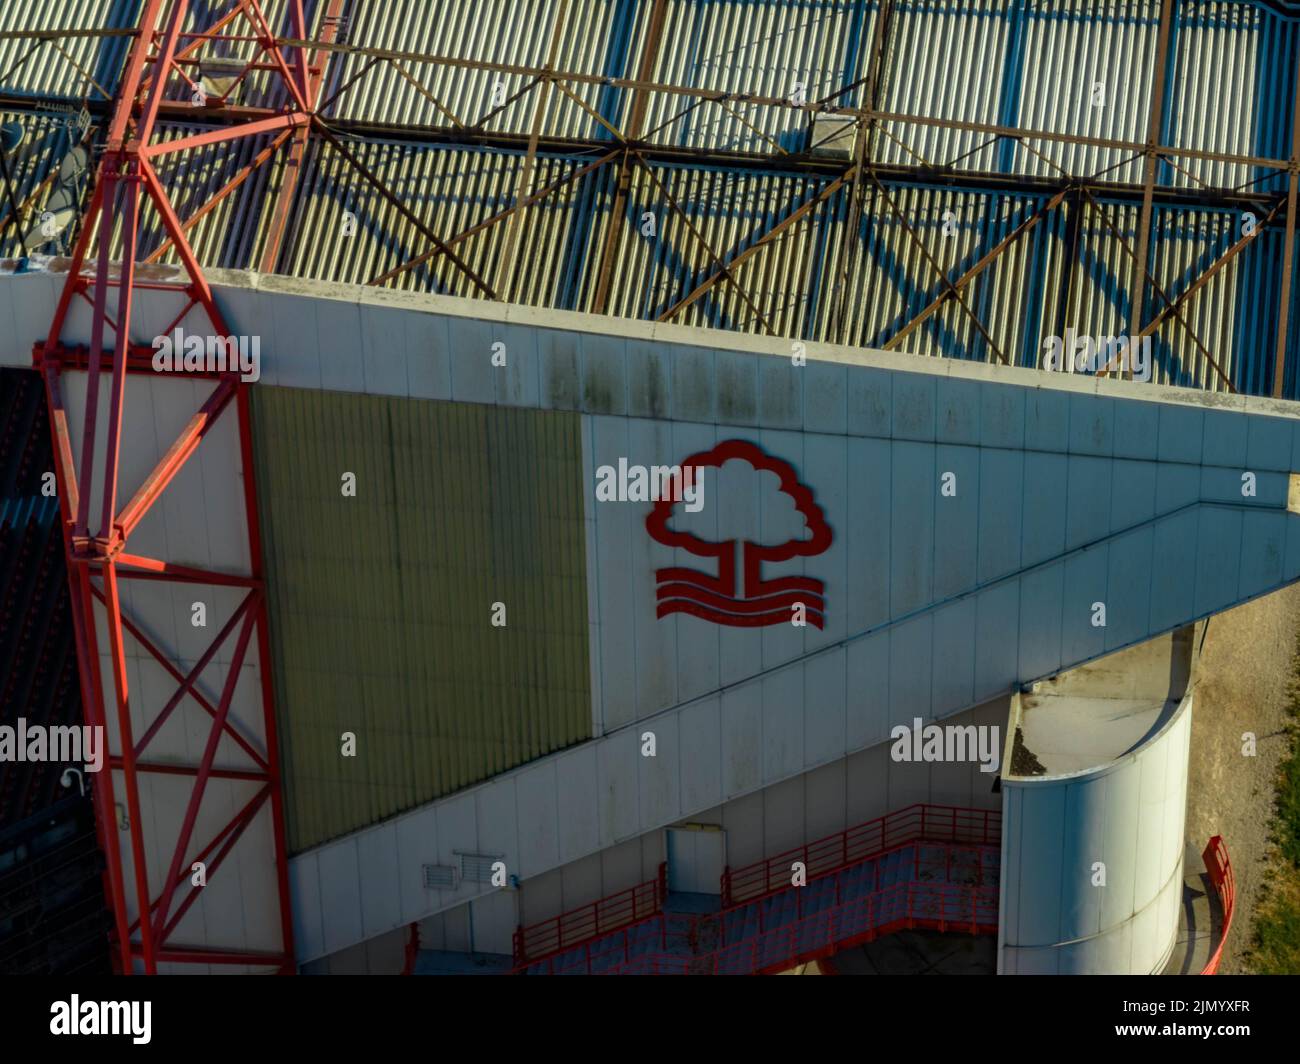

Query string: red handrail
401 921 420 975
1200 836 1234 975
721 803 1000 906
512 803 999 973
512 861 667 965
608 878 999 975
532 840 996 975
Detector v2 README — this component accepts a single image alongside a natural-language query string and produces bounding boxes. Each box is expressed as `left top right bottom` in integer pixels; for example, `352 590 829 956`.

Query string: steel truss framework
293 0 1300 396
28 0 321 975
2 2 1300 396
0 0 1297 972
1 3 1299 391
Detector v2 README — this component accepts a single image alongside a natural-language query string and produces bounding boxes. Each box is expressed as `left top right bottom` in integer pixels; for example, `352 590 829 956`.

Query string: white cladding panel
582 411 1297 738
6 270 1298 966
998 692 1193 975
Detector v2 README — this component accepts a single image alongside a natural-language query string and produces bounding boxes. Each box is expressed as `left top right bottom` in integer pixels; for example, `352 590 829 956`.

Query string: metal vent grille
457 852 503 884
422 864 457 890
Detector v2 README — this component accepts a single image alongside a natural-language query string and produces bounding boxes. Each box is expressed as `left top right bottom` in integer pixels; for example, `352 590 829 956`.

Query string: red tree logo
645 439 833 628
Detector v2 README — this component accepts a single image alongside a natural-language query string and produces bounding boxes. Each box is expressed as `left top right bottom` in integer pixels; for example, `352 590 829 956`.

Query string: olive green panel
250 387 591 853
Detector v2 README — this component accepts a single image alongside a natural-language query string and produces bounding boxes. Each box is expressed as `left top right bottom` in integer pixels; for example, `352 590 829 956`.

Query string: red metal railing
513 861 667 965
517 908 683 975
401 921 420 975
512 804 999 973
607 878 1000 975
526 839 996 975
722 803 1001 906
1200 836 1234 975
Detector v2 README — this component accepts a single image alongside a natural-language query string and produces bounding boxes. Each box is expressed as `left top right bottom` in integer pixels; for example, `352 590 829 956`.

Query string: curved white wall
997 689 1192 975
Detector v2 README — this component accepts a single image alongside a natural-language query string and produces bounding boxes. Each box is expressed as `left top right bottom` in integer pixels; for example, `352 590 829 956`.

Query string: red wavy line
657 599 826 629
654 582 825 616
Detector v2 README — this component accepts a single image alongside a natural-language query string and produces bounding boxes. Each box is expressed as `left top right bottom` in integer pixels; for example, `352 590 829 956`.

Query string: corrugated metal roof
305 0 1298 183
91 136 1286 397
249 387 592 852
829 183 1063 366
6 0 1299 399
155 1 324 112
1165 0 1275 191
272 136 612 302
0 0 136 103
640 0 878 152
877 0 1014 174
605 161 830 333
10 1 1297 163
77 117 285 269
999 0 1159 185
324 0 628 139
0 0 327 109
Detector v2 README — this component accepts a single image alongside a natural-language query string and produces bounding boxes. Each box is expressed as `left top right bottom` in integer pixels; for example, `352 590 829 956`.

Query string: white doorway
665 825 726 895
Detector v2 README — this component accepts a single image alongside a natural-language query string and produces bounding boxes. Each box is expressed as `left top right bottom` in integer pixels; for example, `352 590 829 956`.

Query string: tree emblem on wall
645 439 833 628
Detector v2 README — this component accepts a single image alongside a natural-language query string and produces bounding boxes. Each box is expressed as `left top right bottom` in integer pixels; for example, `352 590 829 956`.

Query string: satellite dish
58 145 88 183
21 191 77 249
21 144 89 249
0 121 22 153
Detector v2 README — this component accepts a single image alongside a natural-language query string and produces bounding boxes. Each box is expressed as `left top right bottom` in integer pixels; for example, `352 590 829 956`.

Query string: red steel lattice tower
32 0 338 974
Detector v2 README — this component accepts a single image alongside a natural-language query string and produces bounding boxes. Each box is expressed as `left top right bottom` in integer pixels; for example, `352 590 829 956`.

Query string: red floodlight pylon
33 0 320 974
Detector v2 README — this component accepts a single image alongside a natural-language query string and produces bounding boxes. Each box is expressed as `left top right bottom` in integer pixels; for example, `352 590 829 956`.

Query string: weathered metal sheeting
84 119 284 270
249 387 592 853
13 1 1289 175
638 0 878 152
0 0 316 109
311 0 1299 184
13 111 1294 401
157 1 313 112
302 0 1297 190
877 0 1015 174
0 0 134 103
604 162 829 335
825 182 1059 365
986 0 1159 185
5 1 1299 397
322 0 626 139
869 0 1296 190
1162 0 1292 193
272 137 614 304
